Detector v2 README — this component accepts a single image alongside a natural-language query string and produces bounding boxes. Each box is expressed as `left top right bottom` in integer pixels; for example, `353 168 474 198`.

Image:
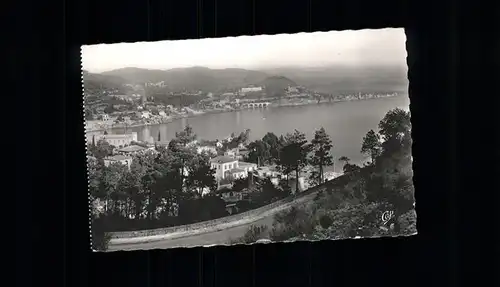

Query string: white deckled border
80 47 95 251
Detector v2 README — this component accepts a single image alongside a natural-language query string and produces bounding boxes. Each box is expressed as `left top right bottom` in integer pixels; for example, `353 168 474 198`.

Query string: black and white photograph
83 28 416 252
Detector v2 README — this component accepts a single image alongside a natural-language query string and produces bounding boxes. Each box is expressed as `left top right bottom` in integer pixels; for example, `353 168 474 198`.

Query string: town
87 125 343 218
84 76 399 133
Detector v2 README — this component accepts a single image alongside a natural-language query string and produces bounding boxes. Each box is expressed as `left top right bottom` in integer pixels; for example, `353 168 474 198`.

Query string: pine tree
361 129 381 164
279 130 310 193
310 127 334 184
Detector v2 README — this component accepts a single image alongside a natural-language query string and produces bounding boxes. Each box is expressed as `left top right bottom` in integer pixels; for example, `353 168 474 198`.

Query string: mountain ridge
88 65 408 95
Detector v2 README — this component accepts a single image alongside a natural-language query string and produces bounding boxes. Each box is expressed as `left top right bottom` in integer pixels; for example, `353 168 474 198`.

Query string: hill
259 76 297 96
93 65 408 96
82 71 131 94
101 67 269 93
262 65 408 95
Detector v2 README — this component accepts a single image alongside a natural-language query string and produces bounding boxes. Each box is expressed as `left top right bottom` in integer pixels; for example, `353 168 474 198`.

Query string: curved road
108 216 275 251
107 190 322 251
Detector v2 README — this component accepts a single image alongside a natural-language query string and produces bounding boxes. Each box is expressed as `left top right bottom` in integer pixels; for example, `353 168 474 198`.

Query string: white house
241 86 263 93
141 111 151 119
210 156 258 180
158 110 167 117
103 155 133 170
210 156 238 180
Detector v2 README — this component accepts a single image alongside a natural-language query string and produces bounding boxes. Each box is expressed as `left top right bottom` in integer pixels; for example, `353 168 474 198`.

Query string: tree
339 156 350 165
232 177 249 192
378 108 412 157
262 132 282 163
361 129 381 164
246 140 271 166
175 125 197 146
100 162 128 213
237 129 251 145
279 130 310 193
116 171 143 218
168 129 198 192
343 163 361 174
89 139 114 160
87 157 103 199
309 127 334 184
104 105 115 114
185 153 217 198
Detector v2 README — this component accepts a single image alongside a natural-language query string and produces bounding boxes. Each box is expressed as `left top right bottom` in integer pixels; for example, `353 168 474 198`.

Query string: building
141 111 151 119
158 111 167 117
210 156 238 180
241 86 263 93
93 132 138 147
210 156 258 180
197 145 217 156
116 144 148 155
238 161 258 174
103 155 133 170
254 165 281 178
224 148 240 159
230 168 247 179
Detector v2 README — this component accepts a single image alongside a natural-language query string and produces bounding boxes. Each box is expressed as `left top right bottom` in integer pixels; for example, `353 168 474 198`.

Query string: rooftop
105 155 132 161
239 161 257 167
210 156 237 164
103 133 136 139
117 145 147 152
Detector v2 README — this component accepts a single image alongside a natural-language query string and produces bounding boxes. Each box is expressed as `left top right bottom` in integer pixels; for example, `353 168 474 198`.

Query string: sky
82 28 407 73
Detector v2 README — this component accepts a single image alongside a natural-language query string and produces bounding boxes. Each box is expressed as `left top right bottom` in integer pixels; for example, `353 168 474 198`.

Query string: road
108 216 275 251
107 185 325 251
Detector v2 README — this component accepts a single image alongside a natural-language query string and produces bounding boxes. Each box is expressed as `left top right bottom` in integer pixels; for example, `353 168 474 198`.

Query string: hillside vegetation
101 67 269 92
82 70 131 94
231 108 415 244
260 76 297 96
89 65 407 95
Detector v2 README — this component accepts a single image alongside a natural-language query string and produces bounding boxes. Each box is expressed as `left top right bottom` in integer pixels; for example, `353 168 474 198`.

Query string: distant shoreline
86 93 401 134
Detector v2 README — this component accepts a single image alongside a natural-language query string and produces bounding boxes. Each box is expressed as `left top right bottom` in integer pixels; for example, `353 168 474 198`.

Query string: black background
14 0 495 286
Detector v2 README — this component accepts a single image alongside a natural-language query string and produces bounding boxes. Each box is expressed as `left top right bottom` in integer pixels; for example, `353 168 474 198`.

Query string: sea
98 95 410 170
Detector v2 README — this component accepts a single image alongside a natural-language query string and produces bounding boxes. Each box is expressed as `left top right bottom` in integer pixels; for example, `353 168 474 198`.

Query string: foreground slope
107 180 330 250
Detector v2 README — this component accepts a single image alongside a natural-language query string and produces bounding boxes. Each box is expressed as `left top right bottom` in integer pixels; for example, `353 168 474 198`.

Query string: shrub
319 214 333 229
230 224 269 244
91 218 112 251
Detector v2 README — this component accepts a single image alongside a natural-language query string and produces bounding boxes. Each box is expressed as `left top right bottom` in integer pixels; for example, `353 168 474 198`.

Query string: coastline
86 94 401 134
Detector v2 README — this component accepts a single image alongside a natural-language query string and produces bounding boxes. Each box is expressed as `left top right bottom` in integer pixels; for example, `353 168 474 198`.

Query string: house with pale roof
210 156 258 180
116 145 148 155
103 155 133 170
